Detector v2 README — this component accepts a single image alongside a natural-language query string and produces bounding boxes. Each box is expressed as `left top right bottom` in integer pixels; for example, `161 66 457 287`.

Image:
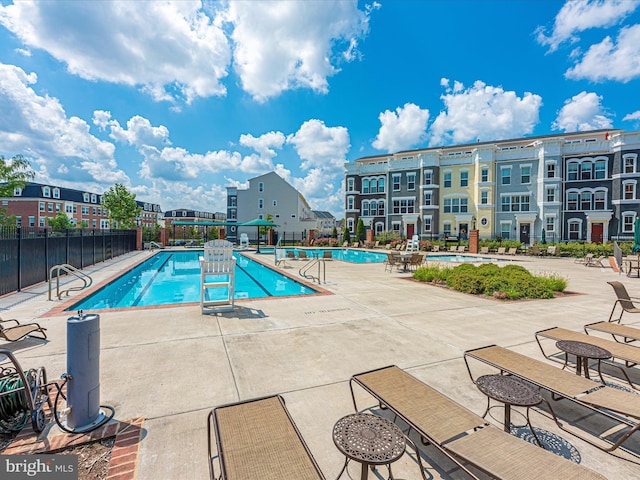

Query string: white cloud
222 0 372 101
536 0 640 53
239 132 286 159
287 119 350 171
429 80 542 146
0 1 230 104
623 110 640 121
552 91 613 131
372 103 429 152
565 24 640 82
93 112 171 149
0 62 128 189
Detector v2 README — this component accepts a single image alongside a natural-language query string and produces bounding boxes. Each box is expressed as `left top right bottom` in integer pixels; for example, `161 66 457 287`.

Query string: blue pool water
426 254 510 263
282 248 387 263
67 251 318 311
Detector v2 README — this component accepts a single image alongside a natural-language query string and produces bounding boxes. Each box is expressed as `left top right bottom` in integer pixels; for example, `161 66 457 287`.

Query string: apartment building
226 171 321 243
345 129 640 244
1 182 161 229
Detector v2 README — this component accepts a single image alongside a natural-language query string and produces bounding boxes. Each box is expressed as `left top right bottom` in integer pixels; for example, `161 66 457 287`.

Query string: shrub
537 273 568 292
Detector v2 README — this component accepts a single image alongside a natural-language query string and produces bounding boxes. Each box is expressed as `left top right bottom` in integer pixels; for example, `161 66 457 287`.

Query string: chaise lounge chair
496 247 506 255
506 247 518 255
207 395 325 480
350 365 605 480
535 326 640 388
479 246 489 255
464 345 640 453
0 317 47 342
584 320 640 345
606 281 640 323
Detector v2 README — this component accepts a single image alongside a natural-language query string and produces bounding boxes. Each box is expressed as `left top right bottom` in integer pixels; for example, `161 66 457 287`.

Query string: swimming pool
283 248 386 263
67 251 318 311
425 254 510 263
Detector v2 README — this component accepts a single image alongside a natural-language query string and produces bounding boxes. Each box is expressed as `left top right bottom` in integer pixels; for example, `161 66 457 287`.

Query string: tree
0 154 34 198
101 183 141 229
331 226 338 239
356 218 365 242
342 226 351 244
48 212 72 230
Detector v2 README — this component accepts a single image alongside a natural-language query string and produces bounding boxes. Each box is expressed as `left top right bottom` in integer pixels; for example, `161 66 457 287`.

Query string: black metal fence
0 227 137 296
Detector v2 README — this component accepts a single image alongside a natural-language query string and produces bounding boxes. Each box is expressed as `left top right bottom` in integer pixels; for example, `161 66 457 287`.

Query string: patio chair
585 255 607 268
574 253 593 264
584 320 640 345
528 246 542 256
496 247 506 255
322 251 332 260
431 245 440 253
464 345 640 453
408 253 424 271
449 245 457 253
287 250 297 260
297 250 310 260
384 253 399 273
546 246 558 256
607 281 640 323
535 326 640 388
207 395 325 480
0 317 47 342
350 365 605 480
479 246 489 255
457 245 466 253
506 247 517 255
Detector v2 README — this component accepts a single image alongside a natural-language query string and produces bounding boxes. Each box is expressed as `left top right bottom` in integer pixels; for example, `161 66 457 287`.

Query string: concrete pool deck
1 249 640 478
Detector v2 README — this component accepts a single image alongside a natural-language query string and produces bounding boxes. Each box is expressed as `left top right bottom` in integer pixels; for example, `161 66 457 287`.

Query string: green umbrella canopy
239 218 278 252
633 218 640 254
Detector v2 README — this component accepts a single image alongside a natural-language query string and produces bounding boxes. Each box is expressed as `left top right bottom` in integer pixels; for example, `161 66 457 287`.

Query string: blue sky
1 0 639 218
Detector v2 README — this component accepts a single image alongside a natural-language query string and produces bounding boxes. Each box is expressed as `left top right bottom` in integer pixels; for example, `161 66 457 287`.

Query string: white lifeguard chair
239 233 249 249
405 235 420 253
200 240 236 314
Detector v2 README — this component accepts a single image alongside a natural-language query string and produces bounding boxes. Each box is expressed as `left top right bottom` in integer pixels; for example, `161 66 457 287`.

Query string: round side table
333 413 406 480
475 374 543 447
556 340 611 383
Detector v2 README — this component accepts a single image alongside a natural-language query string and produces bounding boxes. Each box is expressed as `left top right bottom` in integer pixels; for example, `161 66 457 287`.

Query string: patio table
556 340 611 383
332 413 405 480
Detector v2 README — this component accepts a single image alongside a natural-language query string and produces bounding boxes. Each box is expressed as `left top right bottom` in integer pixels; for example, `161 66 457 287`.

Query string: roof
313 210 335 219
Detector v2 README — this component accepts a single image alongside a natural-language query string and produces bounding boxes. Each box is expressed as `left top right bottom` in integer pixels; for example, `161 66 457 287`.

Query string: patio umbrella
239 218 278 253
633 217 640 254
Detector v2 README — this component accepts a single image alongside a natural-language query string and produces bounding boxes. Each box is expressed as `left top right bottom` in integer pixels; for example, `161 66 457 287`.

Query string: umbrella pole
256 226 260 253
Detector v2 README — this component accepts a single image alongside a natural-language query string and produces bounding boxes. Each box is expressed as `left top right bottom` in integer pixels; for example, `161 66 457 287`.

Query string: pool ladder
48 264 93 300
299 258 326 284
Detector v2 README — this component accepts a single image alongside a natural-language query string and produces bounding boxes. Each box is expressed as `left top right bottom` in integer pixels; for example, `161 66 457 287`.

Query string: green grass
413 263 567 300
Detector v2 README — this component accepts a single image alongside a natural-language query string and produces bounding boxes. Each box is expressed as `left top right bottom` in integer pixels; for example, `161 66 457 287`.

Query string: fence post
80 228 84 269
17 226 22 292
66 228 70 265
44 228 49 283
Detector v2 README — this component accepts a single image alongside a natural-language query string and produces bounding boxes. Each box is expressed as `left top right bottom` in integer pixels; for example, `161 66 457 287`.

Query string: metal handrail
299 257 325 284
48 264 93 300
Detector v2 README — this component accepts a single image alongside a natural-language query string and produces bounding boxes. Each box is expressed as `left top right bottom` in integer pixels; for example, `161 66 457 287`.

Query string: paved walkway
2 250 639 479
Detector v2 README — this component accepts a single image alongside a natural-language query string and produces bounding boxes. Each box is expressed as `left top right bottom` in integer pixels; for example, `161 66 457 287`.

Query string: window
424 192 432 206
92 220 97 228
53 188 60 199
424 171 432 185
362 202 370 216
392 222 401 232
624 182 636 200
347 218 354 232
258 182 264 192
258 199 263 209
500 223 510 240
347 196 354 210
546 188 555 202
273 200 277 207
56 203 61 212
83 193 90 202
595 160 606 179
480 217 488 227
545 217 555 233
39 202 45 211
28 216 35 227
443 223 452 236
370 178 378 193
623 214 635 233
568 222 580 240
43 186 50 198
392 199 415 214
48 203 53 212
520 166 531 184
481 168 489 182
501 195 530 212
625 156 636 174
567 162 578 181
581 161 592 180
580 192 591 210
481 191 488 204
444 172 452 188
81 206 89 215
501 168 511 185
392 175 401 191
91 194 97 203
362 179 370 194
378 177 385 193
347 178 355 192
228 197 237 207
14 187 22 196
16 216 21 226
567 192 578 210
460 171 468 187
594 191 605 209
407 173 416 190
501 196 510 212
546 163 556 179
423 217 432 232
39 217 45 227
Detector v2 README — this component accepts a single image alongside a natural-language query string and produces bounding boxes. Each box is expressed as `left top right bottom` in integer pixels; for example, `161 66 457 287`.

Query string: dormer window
83 193 90 203
52 188 60 199
42 186 51 198
14 187 22 196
